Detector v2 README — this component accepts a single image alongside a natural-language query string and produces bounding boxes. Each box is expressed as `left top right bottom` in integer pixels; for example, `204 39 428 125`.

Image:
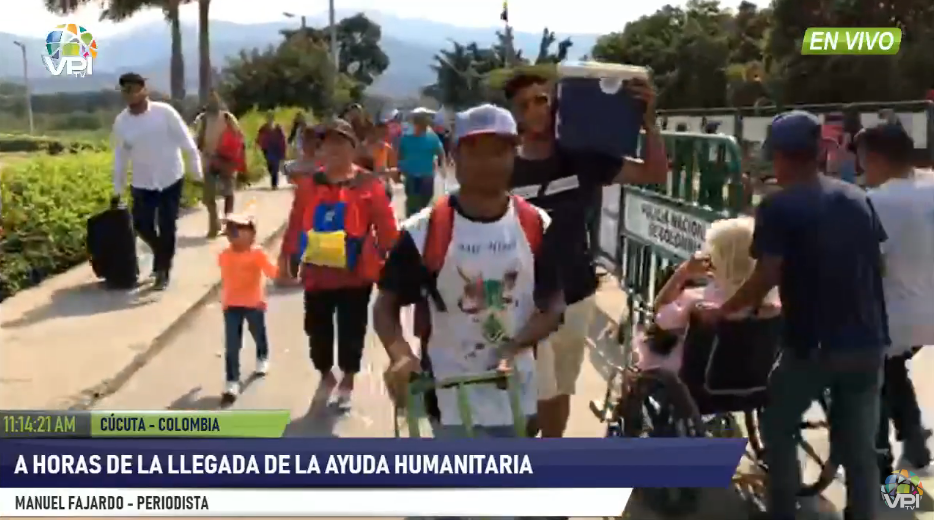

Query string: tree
589 0 934 109
425 27 575 108
198 0 211 103
422 42 490 110
765 0 934 104
534 28 573 64
592 0 731 109
219 37 351 117
282 13 390 101
45 0 189 105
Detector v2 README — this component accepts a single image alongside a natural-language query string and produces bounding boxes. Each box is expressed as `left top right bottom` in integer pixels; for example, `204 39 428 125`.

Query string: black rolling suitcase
86 204 139 289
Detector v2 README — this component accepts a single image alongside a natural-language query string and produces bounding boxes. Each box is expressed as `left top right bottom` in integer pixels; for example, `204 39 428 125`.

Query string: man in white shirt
112 72 203 290
861 123 934 473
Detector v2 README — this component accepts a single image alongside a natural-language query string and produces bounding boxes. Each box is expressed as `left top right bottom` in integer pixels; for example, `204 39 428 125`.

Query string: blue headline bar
0 438 745 488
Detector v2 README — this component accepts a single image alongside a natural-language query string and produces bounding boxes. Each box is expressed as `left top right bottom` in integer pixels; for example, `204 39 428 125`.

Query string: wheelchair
591 311 835 517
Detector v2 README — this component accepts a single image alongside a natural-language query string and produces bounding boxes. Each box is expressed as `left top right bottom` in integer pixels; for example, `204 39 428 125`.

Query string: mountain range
0 10 598 98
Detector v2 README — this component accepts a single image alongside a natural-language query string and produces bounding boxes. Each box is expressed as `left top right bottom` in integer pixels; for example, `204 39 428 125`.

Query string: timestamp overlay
0 410 290 438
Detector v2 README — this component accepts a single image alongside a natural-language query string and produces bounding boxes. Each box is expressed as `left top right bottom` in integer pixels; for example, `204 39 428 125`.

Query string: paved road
89 180 934 519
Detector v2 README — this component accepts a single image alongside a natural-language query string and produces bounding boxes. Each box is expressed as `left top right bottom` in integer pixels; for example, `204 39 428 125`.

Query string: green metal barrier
597 131 744 334
658 100 934 177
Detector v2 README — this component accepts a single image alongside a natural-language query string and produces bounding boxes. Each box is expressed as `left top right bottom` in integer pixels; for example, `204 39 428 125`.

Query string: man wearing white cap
377 104 563 438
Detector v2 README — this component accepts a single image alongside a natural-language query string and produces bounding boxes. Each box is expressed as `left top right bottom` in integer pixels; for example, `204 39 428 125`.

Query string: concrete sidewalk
0 185 295 410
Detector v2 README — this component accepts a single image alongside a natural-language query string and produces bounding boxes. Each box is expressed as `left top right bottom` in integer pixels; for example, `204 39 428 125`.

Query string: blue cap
453 104 518 145
763 110 821 161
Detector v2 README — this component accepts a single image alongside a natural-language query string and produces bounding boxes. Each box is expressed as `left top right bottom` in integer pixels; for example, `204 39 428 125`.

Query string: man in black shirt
503 72 668 437
698 111 888 520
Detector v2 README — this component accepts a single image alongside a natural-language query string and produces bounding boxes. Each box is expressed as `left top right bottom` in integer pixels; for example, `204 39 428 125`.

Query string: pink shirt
634 283 780 373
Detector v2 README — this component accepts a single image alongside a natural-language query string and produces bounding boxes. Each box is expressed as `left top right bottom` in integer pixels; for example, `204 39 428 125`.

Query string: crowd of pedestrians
109 67 933 519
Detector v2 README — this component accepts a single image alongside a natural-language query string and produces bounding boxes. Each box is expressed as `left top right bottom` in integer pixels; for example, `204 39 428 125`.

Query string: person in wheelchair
635 216 780 374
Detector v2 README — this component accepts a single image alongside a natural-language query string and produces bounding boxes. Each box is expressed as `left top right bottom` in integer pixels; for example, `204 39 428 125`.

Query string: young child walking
218 208 279 401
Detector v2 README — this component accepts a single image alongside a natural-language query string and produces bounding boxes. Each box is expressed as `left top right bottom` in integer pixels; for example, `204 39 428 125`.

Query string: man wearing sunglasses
503 72 668 438
112 72 203 290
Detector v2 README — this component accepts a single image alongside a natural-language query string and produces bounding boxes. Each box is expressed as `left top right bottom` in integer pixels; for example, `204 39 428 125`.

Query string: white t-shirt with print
868 173 934 353
403 201 549 426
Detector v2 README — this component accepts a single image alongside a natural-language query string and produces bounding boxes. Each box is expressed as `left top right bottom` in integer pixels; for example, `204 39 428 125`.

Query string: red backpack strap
422 196 455 273
512 195 544 255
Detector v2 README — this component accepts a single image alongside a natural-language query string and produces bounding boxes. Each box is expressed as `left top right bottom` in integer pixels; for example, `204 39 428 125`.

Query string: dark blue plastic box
555 62 648 159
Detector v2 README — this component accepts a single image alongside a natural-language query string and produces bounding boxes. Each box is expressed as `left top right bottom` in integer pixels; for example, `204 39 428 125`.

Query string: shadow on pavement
2 279 157 328
283 398 340 438
167 374 264 411
176 235 211 249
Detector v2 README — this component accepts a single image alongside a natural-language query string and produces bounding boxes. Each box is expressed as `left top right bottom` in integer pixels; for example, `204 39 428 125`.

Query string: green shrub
0 152 200 300
0 134 104 155
0 107 302 300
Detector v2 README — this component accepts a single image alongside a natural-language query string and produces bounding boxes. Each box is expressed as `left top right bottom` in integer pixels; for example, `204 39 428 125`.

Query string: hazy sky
3 0 769 37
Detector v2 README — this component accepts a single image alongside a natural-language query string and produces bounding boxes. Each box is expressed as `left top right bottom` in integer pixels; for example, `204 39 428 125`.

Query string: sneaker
222 381 240 401
331 389 353 412
255 358 270 376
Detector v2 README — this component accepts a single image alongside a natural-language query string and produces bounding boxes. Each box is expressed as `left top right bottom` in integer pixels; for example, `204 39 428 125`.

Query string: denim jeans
223 307 270 382
404 176 434 217
762 348 883 520
264 152 283 189
130 179 183 274
877 347 926 472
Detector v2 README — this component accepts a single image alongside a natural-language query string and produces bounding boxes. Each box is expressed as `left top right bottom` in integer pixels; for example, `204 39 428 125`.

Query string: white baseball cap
453 104 518 145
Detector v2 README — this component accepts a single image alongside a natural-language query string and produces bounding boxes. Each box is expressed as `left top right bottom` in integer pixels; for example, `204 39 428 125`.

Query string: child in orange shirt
218 210 279 401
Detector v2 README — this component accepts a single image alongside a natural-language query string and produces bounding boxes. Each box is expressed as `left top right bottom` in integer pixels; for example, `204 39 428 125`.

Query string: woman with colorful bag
280 119 399 410
195 91 245 238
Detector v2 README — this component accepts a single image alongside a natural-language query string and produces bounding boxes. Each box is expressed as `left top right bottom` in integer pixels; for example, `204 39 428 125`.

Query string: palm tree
44 0 190 105
107 0 190 105
197 0 211 103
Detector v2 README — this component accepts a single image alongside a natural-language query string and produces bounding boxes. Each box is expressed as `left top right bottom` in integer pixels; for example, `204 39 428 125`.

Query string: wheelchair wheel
616 370 705 518
798 393 836 496
745 394 837 497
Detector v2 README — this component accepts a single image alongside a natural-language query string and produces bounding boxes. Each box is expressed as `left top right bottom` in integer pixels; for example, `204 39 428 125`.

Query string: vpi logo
882 470 924 510
43 23 97 77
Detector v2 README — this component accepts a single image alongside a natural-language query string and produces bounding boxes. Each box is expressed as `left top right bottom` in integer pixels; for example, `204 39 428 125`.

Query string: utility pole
12 41 34 135
329 0 339 73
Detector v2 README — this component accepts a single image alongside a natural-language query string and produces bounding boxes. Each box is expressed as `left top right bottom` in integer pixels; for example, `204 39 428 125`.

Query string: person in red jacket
256 112 288 189
281 119 399 410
